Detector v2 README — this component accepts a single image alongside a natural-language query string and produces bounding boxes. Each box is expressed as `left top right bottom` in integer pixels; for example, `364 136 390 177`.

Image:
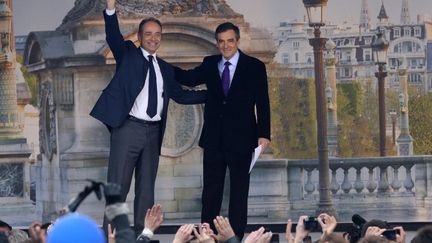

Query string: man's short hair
138 17 162 35
215 22 240 40
358 235 390 243
411 225 432 243
0 220 11 231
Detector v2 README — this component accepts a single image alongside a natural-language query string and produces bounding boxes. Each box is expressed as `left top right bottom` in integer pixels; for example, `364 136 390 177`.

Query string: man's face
138 21 162 54
216 29 240 60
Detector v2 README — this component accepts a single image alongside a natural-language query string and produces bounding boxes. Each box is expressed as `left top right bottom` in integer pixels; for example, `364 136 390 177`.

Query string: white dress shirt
218 50 240 86
106 9 164 121
129 49 164 121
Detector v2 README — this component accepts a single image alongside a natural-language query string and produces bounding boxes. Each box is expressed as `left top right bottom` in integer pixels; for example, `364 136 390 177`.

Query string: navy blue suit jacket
174 51 270 154
90 12 206 152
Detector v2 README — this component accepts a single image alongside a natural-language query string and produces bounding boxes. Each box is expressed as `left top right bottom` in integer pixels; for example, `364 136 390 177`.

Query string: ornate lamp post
389 109 397 145
371 31 389 156
302 0 335 214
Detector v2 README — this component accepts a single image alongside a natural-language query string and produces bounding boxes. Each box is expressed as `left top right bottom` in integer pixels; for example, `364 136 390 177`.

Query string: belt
127 115 161 125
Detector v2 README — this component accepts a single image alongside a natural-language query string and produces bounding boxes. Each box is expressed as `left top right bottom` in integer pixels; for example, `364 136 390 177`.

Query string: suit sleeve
173 58 208 87
167 76 207 104
255 62 271 140
103 11 127 65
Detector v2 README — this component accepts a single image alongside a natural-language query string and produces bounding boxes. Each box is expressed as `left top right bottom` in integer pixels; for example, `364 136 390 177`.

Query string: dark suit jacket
90 12 206 152
174 51 270 154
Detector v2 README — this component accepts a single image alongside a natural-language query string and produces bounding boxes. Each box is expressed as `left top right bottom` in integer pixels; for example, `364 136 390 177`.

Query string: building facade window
364 38 372 45
282 53 289 64
409 73 422 83
404 27 411 36
414 27 422 37
293 41 300 48
394 28 400 38
295 53 299 62
364 49 371 61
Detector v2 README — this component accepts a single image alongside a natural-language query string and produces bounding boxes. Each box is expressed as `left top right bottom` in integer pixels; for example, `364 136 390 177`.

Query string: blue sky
13 0 432 35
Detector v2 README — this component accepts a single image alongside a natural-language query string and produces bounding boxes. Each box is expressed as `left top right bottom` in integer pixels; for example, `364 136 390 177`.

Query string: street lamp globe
302 0 328 27
371 32 389 65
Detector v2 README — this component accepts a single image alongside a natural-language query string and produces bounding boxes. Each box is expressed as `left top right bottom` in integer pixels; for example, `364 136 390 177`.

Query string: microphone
352 214 367 228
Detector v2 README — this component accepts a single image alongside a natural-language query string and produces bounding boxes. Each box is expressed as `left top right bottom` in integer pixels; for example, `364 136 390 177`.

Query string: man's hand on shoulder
107 0 115 10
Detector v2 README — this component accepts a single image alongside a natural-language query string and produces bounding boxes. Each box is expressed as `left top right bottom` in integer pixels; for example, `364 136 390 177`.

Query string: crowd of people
1 201 432 243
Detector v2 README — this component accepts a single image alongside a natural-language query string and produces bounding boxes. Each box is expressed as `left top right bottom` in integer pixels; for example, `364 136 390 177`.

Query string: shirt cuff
139 228 154 239
106 9 116 16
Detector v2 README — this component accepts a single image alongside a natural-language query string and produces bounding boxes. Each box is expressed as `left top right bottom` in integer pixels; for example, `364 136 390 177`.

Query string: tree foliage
268 64 317 159
410 92 432 154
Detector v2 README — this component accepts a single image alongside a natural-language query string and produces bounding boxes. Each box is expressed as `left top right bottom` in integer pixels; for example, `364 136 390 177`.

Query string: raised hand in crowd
364 226 386 238
212 216 236 242
173 224 195 243
244 227 265 243
294 216 310 243
286 219 294 243
26 221 46 243
318 213 337 238
256 231 272 243
144 204 164 233
393 226 406 243
107 223 116 243
192 224 216 243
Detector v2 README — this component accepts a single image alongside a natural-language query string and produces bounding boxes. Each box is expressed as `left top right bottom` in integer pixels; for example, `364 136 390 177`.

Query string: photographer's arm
294 216 310 243
136 204 163 242
317 213 337 239
285 219 294 243
172 224 194 243
394 226 406 243
104 183 136 243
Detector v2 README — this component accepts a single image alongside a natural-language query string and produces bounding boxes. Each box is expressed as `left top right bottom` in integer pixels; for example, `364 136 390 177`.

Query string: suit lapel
210 56 226 100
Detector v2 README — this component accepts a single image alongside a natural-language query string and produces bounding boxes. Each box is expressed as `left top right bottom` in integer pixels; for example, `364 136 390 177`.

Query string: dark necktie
146 55 157 118
222 61 231 97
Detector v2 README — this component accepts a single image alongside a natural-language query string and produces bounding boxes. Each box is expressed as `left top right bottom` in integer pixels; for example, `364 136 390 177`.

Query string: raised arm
163 62 207 104
173 56 211 87
104 0 129 64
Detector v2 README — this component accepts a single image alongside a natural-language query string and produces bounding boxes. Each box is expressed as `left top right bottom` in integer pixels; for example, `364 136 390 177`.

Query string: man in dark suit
90 0 206 236
174 22 271 239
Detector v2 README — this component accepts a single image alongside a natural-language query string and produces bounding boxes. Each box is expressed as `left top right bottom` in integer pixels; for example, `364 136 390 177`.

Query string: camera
382 229 400 241
303 216 319 231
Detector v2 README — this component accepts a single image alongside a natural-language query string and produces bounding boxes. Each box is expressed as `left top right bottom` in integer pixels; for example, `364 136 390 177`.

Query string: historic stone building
0 0 32 226
275 0 432 93
23 0 276 223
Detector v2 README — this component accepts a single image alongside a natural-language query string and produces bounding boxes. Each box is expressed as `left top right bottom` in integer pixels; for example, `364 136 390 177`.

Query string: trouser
201 147 252 239
103 118 160 236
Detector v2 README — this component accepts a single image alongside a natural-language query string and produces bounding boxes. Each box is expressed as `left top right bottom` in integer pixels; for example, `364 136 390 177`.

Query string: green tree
268 64 317 159
410 93 432 154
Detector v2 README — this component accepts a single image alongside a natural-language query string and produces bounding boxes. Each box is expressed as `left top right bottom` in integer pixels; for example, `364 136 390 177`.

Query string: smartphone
303 216 319 231
382 229 400 241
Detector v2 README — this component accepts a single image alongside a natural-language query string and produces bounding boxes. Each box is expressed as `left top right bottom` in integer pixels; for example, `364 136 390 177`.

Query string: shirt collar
221 50 240 66
141 47 157 62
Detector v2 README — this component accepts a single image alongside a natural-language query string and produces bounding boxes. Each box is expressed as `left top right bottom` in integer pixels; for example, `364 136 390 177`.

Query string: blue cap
47 213 105 243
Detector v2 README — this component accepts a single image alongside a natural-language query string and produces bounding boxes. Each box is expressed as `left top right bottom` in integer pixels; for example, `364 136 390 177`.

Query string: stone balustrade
251 156 432 223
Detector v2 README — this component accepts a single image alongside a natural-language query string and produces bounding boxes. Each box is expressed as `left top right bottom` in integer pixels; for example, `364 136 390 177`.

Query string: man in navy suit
174 22 271 239
90 0 206 236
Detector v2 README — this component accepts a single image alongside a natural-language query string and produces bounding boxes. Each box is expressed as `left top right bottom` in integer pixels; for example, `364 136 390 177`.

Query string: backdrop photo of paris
2 0 432 242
